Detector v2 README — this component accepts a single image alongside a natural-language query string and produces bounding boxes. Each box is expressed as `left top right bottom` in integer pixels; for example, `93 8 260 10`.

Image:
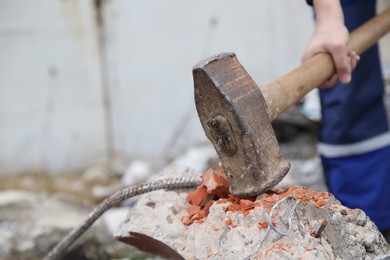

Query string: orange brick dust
182 165 330 226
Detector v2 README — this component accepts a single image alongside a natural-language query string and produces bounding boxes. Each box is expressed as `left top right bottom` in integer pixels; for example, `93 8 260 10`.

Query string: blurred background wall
0 0 389 175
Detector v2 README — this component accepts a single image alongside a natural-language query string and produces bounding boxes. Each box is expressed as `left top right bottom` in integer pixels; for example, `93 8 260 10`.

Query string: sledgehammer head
193 52 290 197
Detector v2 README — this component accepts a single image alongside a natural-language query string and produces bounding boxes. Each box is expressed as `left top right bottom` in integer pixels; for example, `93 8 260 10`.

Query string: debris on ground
0 190 112 259
117 165 390 259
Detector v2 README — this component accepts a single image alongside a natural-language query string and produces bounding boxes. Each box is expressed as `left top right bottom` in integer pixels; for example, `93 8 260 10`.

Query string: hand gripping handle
262 8 390 122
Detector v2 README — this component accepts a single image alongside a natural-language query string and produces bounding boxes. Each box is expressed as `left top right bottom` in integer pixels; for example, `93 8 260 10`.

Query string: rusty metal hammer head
193 52 290 197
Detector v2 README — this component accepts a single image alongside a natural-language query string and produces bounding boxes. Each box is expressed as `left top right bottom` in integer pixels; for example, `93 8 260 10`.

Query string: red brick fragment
203 165 230 197
183 165 332 226
187 186 208 206
187 205 201 216
315 200 325 208
224 217 236 228
258 222 269 229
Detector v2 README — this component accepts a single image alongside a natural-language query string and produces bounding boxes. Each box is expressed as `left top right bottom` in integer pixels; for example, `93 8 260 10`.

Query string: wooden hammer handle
262 8 390 122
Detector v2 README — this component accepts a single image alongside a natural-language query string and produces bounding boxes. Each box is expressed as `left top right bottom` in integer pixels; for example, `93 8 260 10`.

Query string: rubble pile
117 165 390 259
0 191 112 259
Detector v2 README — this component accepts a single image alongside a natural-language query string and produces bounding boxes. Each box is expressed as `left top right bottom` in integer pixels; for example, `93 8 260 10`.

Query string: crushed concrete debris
117 165 390 259
171 144 218 174
122 160 152 186
103 208 130 234
0 190 112 259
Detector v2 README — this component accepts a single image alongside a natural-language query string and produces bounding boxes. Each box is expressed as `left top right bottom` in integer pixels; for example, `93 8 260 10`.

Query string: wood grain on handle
262 8 390 122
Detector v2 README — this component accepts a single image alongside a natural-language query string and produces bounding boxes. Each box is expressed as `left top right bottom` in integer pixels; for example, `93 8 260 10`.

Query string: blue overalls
318 0 390 230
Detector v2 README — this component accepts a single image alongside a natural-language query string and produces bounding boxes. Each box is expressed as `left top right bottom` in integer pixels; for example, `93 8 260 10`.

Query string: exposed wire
44 175 202 260
269 196 300 236
245 196 300 259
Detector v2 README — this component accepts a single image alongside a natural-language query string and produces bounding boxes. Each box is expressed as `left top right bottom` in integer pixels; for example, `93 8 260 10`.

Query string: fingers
349 50 360 70
319 51 360 88
328 43 351 84
320 74 339 88
301 48 317 63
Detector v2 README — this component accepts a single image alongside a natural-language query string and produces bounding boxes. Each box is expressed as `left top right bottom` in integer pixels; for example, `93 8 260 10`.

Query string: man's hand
302 0 359 88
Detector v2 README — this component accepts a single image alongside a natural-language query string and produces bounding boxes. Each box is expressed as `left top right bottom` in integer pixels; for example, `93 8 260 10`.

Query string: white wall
0 0 388 174
0 0 107 174
102 0 314 164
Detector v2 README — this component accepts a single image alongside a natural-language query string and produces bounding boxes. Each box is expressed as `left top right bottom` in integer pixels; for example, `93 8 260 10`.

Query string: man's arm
302 0 359 88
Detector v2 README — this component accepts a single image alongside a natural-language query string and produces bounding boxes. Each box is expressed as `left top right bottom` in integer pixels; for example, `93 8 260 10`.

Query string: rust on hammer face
193 53 290 197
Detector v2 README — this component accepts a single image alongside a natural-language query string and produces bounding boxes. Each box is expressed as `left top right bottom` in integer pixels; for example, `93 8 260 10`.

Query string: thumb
301 48 317 63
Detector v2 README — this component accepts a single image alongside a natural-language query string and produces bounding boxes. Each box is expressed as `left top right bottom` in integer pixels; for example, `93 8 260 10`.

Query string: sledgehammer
193 8 390 197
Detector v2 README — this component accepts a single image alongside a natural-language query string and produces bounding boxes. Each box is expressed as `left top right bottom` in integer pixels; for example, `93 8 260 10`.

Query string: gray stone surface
116 167 390 260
